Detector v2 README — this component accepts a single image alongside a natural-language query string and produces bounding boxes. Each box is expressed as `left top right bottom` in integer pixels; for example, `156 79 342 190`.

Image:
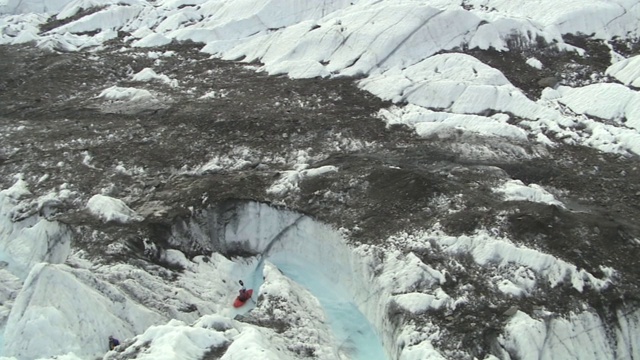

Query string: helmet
108 335 113 339
239 280 244 285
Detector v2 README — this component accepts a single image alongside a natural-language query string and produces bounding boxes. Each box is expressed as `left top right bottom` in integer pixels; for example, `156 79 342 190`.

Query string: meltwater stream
218 204 389 359
269 260 388 360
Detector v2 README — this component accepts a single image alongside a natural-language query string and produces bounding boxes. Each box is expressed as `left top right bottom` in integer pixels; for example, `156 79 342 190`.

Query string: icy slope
4 263 164 359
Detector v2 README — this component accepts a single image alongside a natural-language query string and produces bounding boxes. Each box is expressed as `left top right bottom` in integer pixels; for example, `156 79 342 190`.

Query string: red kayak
233 289 253 308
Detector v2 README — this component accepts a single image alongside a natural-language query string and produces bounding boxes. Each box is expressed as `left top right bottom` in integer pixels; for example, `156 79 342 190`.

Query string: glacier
1 0 640 359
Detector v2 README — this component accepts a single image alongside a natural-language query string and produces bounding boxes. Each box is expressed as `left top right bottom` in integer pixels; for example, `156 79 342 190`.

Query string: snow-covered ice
607 55 640 88
131 68 178 87
493 179 564 207
86 194 143 223
97 86 155 102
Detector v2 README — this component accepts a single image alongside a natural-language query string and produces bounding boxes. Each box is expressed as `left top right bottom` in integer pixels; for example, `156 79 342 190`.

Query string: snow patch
113 317 230 360
97 86 155 102
132 67 178 87
178 148 255 175
526 57 543 69
267 165 338 196
132 32 172 48
86 194 142 223
377 105 528 141
392 289 452 314
555 84 640 131
493 179 564 207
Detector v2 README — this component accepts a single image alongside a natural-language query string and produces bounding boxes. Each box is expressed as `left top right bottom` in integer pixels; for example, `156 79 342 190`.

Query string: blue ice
273 261 388 360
